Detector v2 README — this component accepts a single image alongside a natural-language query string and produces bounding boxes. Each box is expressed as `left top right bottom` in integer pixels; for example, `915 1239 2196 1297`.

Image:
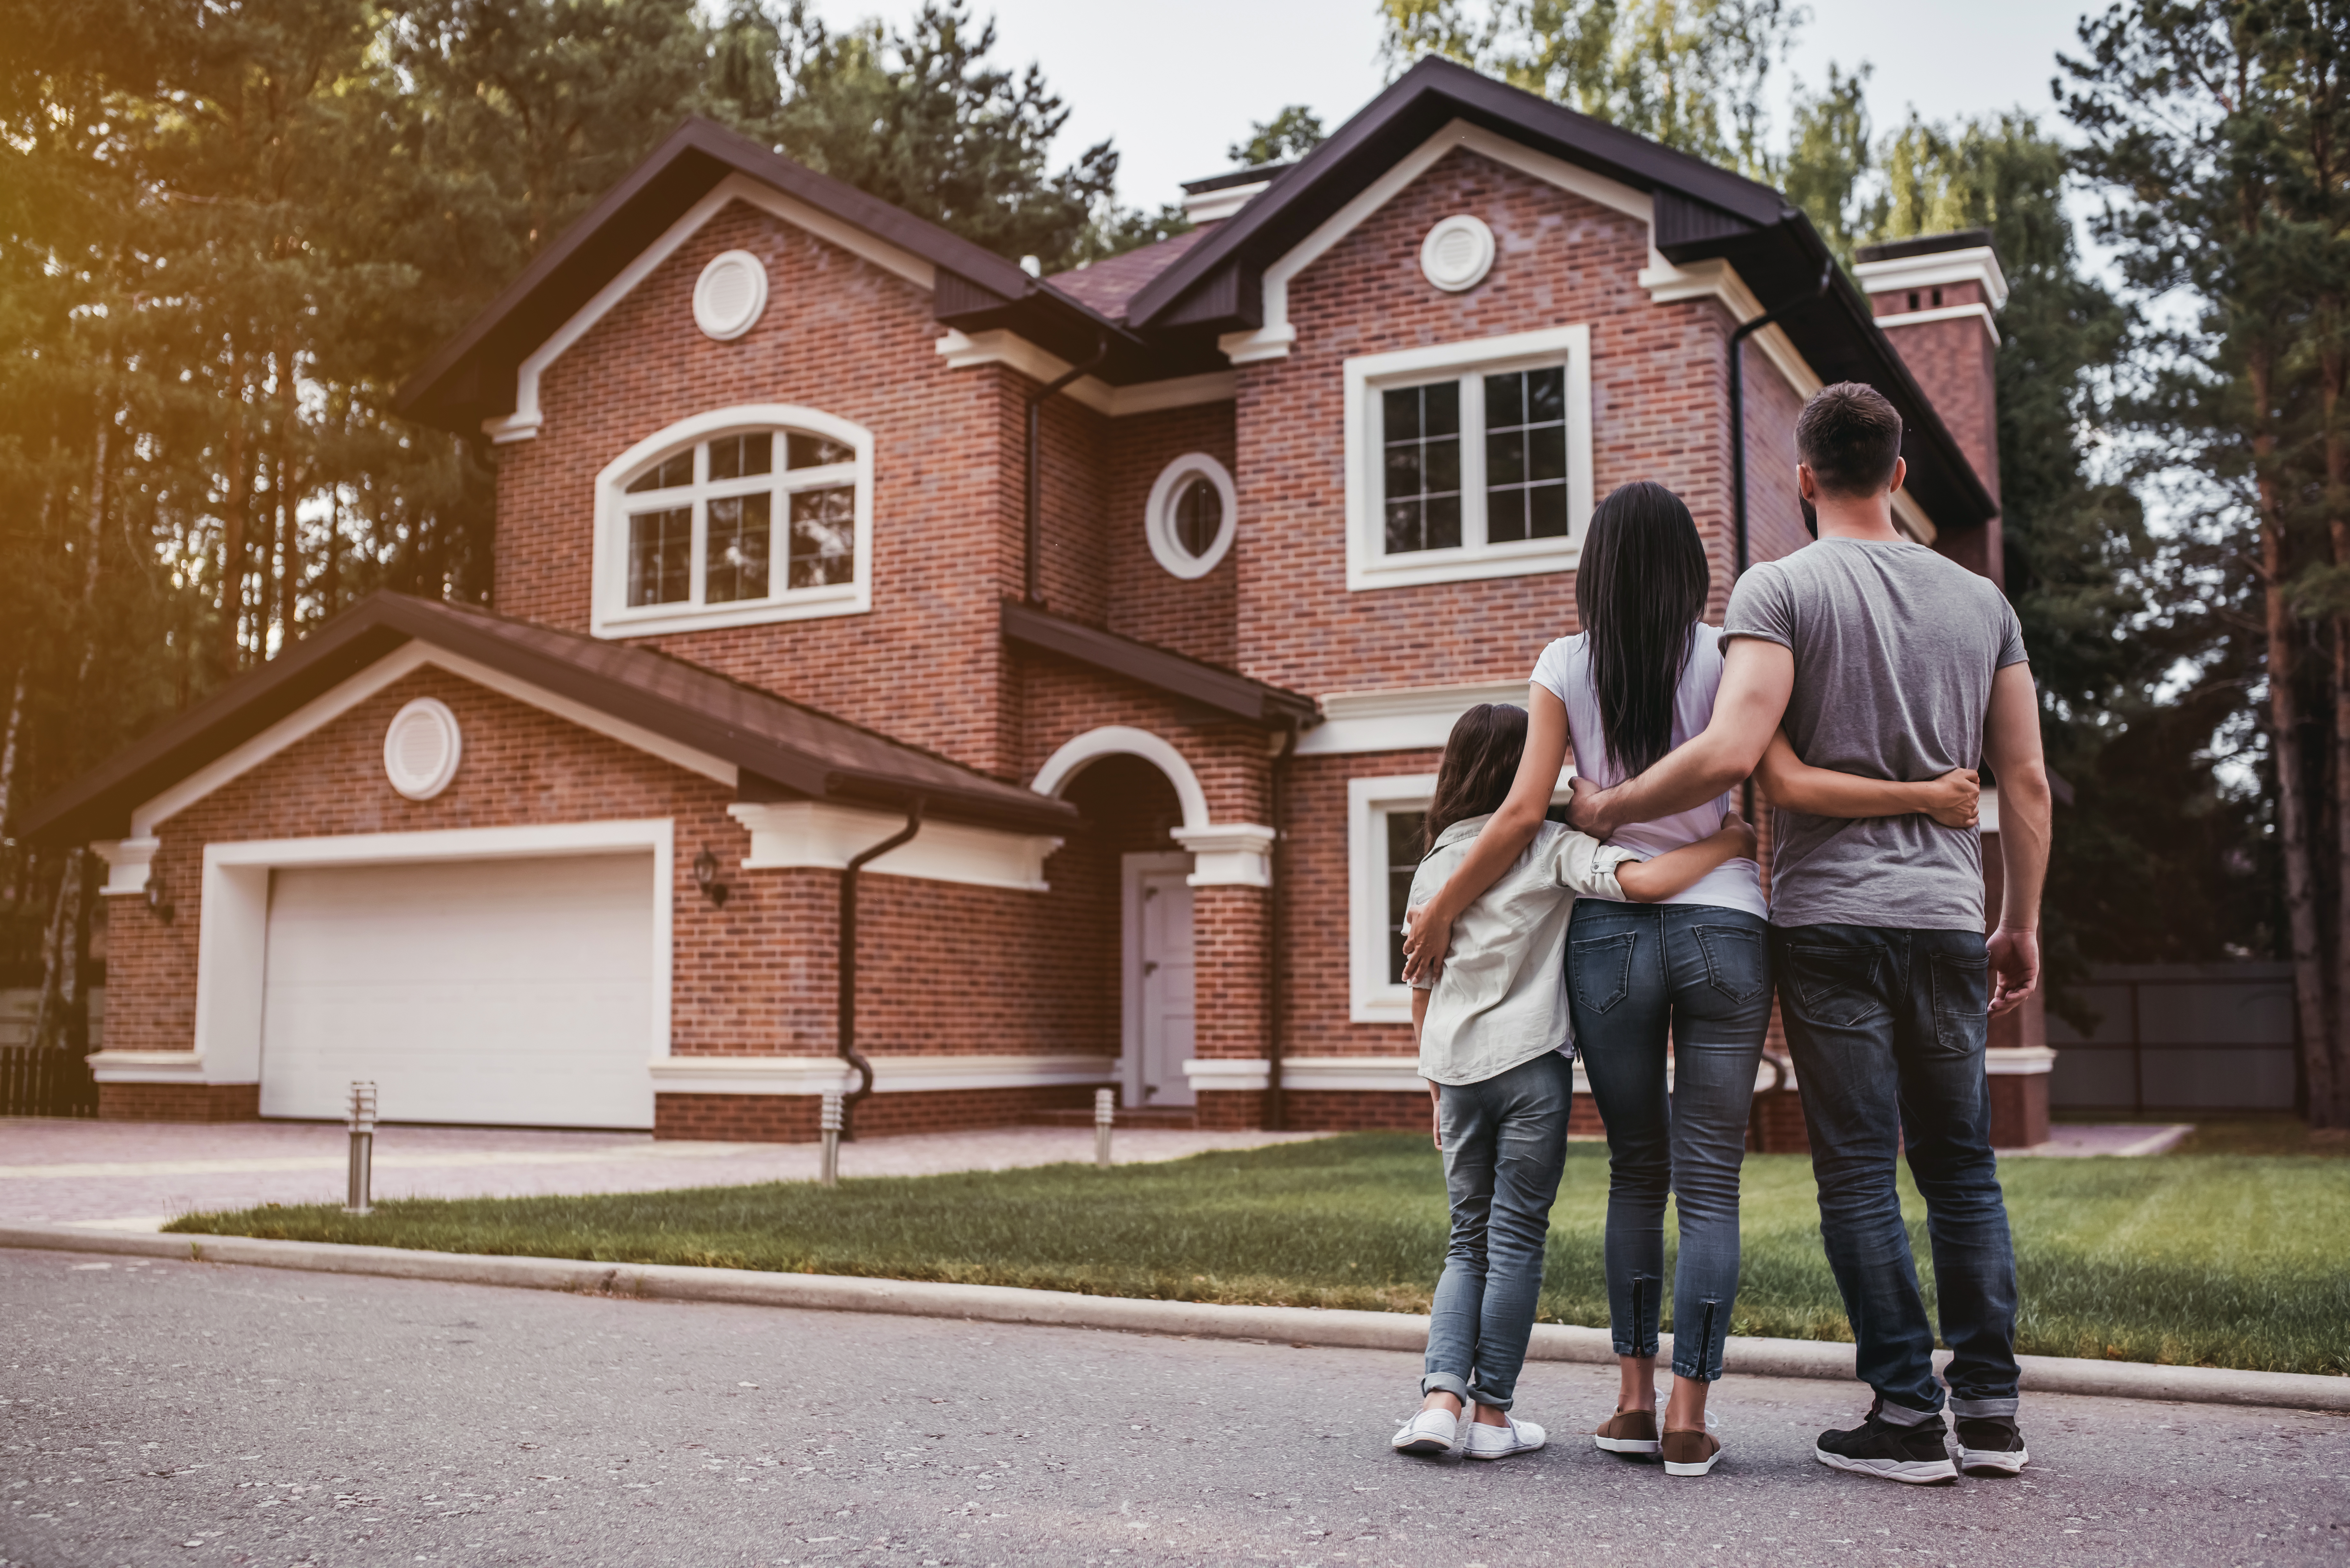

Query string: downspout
1727 260 1832 820
1024 335 1111 606
838 795 924 1141
1262 716 1303 1131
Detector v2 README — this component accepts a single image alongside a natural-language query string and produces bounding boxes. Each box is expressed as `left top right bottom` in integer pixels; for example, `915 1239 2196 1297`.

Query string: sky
799 0 2104 212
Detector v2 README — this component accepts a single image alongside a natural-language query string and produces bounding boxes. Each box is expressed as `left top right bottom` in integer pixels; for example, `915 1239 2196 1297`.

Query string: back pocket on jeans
1929 950 1991 1057
1785 945 1887 1029
1693 924 1767 1004
1571 932 1638 1016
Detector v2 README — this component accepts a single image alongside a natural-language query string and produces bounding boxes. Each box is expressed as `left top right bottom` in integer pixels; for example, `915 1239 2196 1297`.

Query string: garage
256 853 658 1128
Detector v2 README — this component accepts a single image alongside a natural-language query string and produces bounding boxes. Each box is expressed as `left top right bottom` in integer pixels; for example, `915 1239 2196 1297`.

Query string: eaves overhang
1001 600 1319 729
19 593 1080 847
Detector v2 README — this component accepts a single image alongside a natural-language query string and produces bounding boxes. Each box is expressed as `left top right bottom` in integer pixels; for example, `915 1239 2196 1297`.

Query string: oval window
1145 454 1237 580
1172 477 1223 560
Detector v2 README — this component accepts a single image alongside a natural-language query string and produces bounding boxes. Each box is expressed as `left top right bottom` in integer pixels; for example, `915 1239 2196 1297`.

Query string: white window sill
591 585 868 640
1348 536 1582 593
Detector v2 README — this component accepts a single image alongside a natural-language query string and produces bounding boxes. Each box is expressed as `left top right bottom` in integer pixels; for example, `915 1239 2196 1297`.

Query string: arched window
592 405 873 637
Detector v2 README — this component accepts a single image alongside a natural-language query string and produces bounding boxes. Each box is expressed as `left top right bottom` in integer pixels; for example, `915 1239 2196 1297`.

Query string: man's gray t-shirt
1724 538 2027 931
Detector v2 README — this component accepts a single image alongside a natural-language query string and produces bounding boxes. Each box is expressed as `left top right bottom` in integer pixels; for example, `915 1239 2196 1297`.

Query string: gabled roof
1000 600 1319 727
1043 225 1220 323
18 594 1079 847
1122 57 1997 533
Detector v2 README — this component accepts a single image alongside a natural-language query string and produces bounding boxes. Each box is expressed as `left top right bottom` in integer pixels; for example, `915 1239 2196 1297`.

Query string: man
1565 381 2051 1485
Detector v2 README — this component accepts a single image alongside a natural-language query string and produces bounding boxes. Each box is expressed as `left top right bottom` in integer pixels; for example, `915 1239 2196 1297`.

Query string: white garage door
258 854 657 1128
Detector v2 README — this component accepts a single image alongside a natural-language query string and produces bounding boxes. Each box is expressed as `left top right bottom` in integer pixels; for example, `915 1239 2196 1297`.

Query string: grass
165 1134 2350 1377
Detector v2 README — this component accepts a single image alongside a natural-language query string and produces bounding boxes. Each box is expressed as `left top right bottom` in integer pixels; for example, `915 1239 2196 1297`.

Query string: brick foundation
1193 1089 1265 1130
654 1083 1105 1143
1746 1088 1810 1155
98 1081 261 1123
1987 1072 2049 1150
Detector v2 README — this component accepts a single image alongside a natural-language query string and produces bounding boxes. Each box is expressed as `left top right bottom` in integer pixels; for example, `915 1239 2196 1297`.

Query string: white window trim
1144 453 1238 579
592 404 874 639
1348 773 1438 1024
1344 325 1594 593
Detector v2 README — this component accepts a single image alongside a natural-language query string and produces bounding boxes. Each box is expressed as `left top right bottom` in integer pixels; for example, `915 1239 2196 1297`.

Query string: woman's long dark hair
1420 703 1528 856
1573 480 1710 778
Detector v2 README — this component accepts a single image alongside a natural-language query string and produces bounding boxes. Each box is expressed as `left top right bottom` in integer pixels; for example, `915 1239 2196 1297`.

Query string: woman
1402 480 1977 1477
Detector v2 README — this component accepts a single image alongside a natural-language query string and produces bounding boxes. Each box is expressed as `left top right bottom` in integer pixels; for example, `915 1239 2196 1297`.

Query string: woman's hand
1401 903 1452 985
1427 1081 1444 1151
1922 768 1981 829
1720 810 1758 860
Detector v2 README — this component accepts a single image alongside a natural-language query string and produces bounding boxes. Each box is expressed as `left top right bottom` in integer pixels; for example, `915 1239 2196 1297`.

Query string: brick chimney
1852 230 2006 586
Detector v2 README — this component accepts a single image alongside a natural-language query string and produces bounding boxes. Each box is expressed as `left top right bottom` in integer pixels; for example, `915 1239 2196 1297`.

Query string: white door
1122 852 1196 1107
257 854 657 1128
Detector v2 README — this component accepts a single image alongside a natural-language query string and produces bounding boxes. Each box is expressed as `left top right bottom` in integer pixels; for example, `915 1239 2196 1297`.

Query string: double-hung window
1344 325 1593 592
592 405 873 638
1349 774 1437 1023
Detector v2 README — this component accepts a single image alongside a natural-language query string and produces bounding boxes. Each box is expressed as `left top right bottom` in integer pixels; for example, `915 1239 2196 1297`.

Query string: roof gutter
1024 335 1111 606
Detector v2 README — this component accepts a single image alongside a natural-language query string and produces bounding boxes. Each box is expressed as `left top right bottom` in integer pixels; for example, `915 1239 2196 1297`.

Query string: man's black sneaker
1953 1415 2029 1477
1813 1406 1959 1485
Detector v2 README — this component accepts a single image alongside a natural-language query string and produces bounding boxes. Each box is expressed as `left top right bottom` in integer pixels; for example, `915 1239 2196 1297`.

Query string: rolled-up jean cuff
1421 1371 1470 1402
1947 1396 2020 1419
1612 1337 1659 1359
1874 1397 1943 1428
1670 1354 1720 1383
1464 1382 1515 1412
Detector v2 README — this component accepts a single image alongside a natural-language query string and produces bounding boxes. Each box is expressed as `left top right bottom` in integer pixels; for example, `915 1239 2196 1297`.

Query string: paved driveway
0 1120 1328 1227
2 1248 2343 1567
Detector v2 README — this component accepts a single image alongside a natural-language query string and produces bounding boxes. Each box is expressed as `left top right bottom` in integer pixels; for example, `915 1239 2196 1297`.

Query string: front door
1122 852 1196 1107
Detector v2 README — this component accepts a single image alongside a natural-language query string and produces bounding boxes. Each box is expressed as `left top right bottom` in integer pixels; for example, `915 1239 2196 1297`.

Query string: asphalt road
2 1248 2344 1568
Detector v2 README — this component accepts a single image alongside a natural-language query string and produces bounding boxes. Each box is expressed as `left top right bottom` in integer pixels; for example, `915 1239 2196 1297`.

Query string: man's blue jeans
1773 924 2022 1422
1424 1051 1573 1411
1568 901 1771 1382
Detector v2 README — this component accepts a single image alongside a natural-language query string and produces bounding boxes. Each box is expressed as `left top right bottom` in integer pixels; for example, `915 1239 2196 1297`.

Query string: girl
1400 481 1980 1476
1391 701 1756 1461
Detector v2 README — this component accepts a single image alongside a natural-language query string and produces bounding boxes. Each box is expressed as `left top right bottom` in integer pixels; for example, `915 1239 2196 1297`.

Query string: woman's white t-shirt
1529 622 1767 918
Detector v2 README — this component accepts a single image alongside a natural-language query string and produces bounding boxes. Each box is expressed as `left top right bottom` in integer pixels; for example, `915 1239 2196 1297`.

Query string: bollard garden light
819 1089 843 1187
345 1081 377 1215
1095 1087 1115 1169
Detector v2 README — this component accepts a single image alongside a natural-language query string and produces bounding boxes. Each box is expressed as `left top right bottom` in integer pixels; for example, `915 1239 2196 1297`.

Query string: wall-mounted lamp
692 846 731 908
145 867 175 924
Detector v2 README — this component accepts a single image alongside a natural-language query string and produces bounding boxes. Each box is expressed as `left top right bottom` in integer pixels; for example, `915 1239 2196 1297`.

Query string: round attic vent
383 698 462 801
1420 215 1496 292
693 250 769 341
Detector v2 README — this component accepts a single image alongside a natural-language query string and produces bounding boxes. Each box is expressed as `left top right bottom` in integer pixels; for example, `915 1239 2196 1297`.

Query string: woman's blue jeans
1567 901 1770 1382
1424 1051 1573 1412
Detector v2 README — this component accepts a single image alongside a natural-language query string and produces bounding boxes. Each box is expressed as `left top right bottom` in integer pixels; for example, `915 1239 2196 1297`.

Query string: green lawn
165 1135 2350 1377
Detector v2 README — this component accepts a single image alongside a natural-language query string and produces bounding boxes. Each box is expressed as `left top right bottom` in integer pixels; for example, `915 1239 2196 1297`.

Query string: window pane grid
1483 366 1569 543
615 431 857 614
1383 809 1427 986
1381 382 1461 555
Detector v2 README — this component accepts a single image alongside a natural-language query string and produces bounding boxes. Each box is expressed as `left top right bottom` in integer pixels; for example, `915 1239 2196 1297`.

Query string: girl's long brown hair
1419 703 1529 857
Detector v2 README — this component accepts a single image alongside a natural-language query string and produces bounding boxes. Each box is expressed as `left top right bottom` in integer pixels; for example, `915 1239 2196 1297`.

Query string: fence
2046 963 2298 1113
0 1044 98 1118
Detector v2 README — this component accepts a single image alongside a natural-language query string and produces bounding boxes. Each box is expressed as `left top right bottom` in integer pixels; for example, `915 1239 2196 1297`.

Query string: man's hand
1401 902 1451 985
1988 926 2040 1016
1924 768 1981 829
1566 774 1612 834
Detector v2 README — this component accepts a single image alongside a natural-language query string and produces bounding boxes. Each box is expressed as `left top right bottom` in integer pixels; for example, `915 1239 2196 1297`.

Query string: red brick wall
1277 750 1440 1061
1104 401 1240 667
496 200 1024 777
97 1083 259 1123
656 1084 1100 1143
1232 147 1746 697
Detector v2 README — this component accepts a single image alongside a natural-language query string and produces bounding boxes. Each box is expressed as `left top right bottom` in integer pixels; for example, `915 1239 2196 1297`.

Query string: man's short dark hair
1796 382 1904 497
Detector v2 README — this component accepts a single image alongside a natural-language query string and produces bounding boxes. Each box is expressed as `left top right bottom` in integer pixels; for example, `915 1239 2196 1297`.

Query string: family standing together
1390 381 2053 1484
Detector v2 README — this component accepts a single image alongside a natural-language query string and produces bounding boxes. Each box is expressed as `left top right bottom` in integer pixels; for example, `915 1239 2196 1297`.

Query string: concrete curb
6 1222 2343 1414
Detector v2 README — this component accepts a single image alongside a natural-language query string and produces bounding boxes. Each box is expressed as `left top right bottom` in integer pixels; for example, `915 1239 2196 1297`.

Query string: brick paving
0 1118 1327 1229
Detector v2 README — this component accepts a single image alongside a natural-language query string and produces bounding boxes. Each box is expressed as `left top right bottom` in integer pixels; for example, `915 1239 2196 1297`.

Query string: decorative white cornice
1183 181 1269 223
1984 1046 2057 1075
1279 1056 1427 1094
934 330 1236 416
1890 488 1940 546
1298 682 1530 757
1181 1057 1272 1093
1170 823 1277 888
86 1050 209 1084
94 837 161 897
1638 253 1822 403
1852 245 2010 311
726 801 1059 893
1870 301 2002 352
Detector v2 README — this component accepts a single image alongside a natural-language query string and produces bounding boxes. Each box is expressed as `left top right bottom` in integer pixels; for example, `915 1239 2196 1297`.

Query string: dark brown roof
1044 227 1221 323
19 594 1078 846
1001 600 1318 728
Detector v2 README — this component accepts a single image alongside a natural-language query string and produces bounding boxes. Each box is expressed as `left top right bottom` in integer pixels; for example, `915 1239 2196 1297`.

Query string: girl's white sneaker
1463 1413 1546 1460
1391 1408 1459 1454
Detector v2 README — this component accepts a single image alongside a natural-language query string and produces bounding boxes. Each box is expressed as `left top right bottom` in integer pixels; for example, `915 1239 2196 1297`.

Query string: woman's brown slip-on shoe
1592 1407 1661 1456
1662 1428 1724 1476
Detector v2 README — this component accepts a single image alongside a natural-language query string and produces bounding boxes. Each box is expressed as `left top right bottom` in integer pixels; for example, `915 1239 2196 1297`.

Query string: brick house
25 58 2049 1143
